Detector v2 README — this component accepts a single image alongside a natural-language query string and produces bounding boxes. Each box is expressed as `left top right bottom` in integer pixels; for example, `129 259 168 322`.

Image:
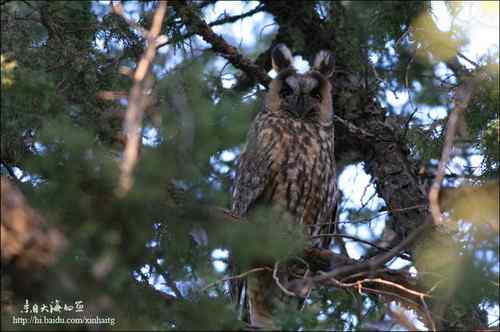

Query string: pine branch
311 233 412 261
173 1 271 88
313 216 433 282
178 4 265 41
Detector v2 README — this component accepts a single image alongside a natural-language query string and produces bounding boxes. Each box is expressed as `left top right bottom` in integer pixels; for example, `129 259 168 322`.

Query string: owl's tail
246 270 276 329
243 266 311 329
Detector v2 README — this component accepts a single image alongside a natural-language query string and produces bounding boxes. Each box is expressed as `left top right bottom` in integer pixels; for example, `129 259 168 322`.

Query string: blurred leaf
412 12 459 62
440 181 499 231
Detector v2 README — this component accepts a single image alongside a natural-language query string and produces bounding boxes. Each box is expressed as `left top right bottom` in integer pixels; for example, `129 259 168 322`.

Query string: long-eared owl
231 44 338 328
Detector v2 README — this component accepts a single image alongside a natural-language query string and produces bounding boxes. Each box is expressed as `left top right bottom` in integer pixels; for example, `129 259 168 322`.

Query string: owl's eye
280 84 293 97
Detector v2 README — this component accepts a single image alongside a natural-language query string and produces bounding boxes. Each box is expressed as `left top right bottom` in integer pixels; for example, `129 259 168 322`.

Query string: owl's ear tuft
271 44 294 73
313 50 335 78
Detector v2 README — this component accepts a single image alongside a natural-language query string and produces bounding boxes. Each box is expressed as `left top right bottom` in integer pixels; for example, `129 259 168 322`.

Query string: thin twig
395 28 410 47
110 1 149 37
421 295 437 331
96 90 129 101
324 277 423 309
311 234 412 261
313 204 427 227
272 261 297 297
177 4 265 41
313 216 433 282
325 276 431 299
456 51 479 68
339 268 406 283
201 267 272 292
403 107 419 138
428 278 446 294
333 114 375 140
359 178 376 207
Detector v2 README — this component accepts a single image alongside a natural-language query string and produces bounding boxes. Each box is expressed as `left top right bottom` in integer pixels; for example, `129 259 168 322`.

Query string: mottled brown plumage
231 44 337 328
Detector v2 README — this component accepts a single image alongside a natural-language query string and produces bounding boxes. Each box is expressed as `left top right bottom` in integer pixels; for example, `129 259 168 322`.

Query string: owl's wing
231 114 274 217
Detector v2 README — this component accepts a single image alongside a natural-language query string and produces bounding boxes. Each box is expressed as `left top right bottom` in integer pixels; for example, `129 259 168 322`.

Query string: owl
230 44 338 328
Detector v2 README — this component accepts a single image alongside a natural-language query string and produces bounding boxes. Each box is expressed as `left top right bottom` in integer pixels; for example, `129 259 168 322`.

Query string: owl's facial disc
280 75 321 119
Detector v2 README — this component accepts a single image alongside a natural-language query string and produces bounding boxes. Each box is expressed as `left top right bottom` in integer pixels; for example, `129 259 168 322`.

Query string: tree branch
201 267 272 292
313 216 433 282
332 114 375 140
110 1 149 38
178 4 265 41
324 276 430 300
173 1 271 88
312 233 412 261
272 261 299 297
115 0 168 196
428 77 478 225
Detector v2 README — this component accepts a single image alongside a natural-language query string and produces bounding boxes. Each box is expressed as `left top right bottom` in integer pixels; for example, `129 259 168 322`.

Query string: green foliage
1 62 64 163
219 206 308 269
467 61 500 177
415 224 499 329
168 296 243 331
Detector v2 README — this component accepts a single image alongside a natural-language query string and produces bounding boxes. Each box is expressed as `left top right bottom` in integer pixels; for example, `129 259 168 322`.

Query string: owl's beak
297 95 306 111
293 95 313 118
284 95 315 118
